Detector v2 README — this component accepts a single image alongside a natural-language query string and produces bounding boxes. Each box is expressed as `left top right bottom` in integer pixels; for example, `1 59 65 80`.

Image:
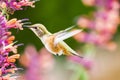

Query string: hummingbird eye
33 27 38 29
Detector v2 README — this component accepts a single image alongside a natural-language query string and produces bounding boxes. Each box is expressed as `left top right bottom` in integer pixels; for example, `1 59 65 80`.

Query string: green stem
1 8 9 20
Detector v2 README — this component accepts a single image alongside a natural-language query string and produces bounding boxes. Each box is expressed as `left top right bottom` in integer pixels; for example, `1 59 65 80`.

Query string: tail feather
71 52 84 58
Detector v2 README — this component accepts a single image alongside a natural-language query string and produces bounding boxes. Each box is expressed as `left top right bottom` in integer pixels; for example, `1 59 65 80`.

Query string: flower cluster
0 0 35 14
0 0 35 79
20 46 55 80
74 0 119 50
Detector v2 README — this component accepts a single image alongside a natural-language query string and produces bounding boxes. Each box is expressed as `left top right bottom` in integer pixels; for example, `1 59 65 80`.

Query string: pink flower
74 0 119 50
67 55 93 69
0 0 36 14
0 0 37 79
20 45 55 80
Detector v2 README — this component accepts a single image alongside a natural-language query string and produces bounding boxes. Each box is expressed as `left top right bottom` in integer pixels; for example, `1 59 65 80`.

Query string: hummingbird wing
54 29 82 45
54 25 76 34
60 41 83 58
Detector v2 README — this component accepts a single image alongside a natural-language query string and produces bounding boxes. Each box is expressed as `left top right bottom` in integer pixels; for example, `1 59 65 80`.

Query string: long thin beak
22 25 35 28
22 25 30 28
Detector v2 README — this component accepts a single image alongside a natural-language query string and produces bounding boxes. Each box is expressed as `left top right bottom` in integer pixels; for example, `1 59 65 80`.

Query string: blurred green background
11 0 94 52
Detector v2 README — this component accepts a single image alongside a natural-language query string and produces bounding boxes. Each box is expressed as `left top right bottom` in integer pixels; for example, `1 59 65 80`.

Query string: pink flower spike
0 0 37 78
68 55 93 69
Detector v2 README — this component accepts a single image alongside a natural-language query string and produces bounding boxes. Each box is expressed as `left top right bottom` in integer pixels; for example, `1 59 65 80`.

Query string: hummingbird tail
71 52 84 58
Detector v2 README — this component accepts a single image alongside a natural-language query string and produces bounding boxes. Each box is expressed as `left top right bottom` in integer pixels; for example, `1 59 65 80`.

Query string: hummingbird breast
44 35 71 55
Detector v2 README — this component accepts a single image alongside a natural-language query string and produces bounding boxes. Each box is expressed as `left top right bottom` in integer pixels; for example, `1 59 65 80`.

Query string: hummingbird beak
23 25 45 37
23 25 38 33
22 25 35 28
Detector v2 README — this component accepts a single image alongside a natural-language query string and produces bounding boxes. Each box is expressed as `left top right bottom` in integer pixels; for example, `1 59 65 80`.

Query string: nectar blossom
0 0 36 79
74 0 119 51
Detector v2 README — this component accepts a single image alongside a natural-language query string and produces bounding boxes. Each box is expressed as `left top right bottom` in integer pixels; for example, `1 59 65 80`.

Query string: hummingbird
25 24 83 58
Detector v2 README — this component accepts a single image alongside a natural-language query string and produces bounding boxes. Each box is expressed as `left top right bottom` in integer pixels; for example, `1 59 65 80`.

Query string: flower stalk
0 0 36 79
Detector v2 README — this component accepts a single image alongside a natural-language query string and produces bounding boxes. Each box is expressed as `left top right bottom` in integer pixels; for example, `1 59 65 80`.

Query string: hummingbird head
28 24 50 37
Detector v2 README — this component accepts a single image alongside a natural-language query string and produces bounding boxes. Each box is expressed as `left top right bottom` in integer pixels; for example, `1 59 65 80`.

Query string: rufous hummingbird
25 24 83 58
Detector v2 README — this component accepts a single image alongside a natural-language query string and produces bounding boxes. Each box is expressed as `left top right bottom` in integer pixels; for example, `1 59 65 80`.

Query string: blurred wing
54 25 76 36
54 29 82 45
